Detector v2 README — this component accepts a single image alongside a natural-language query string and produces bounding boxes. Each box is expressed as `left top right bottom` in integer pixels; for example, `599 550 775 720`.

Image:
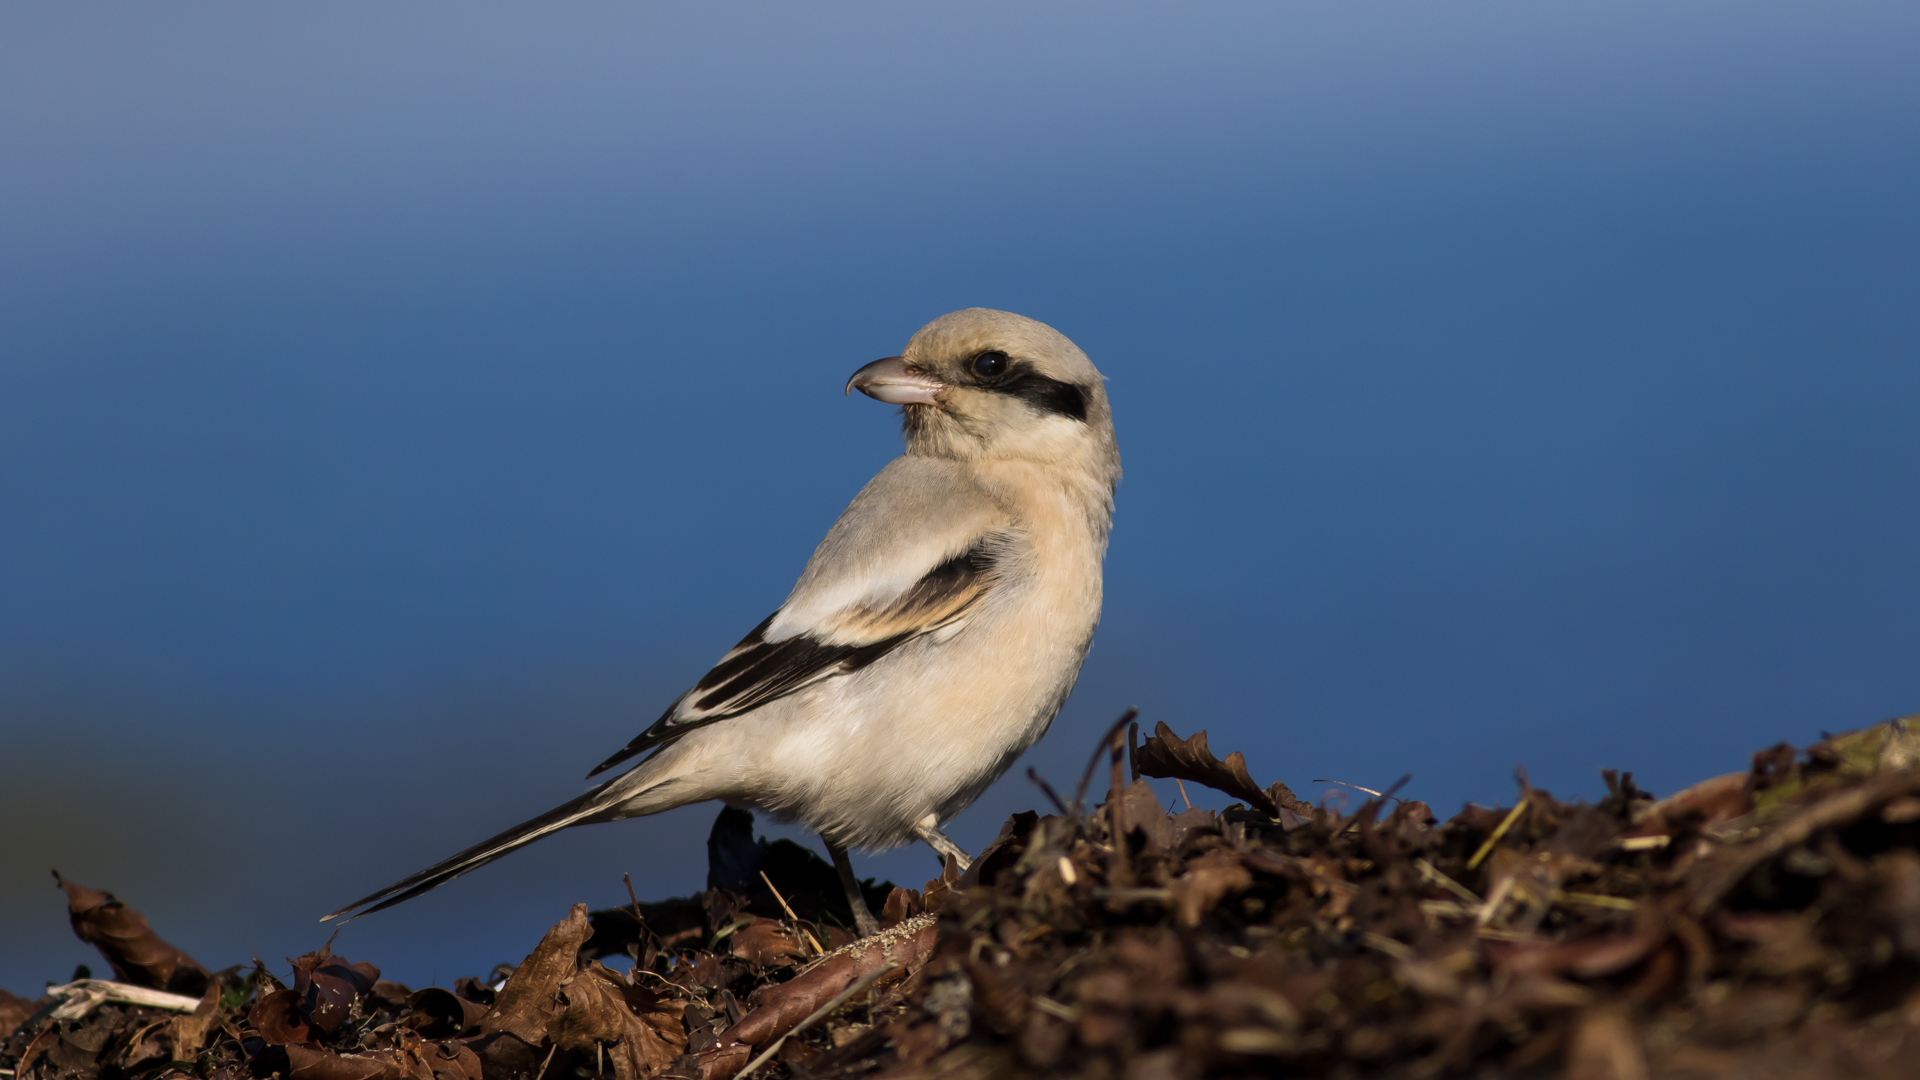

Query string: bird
323 308 1120 935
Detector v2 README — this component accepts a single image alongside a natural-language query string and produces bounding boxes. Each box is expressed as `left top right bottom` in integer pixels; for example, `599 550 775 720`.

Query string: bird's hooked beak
846 356 946 406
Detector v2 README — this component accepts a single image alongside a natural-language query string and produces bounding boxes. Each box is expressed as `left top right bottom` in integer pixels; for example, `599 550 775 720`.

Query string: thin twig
1173 777 1193 811
735 962 898 1079
1073 708 1139 816
1314 779 1385 798
1414 858 1482 904
1476 873 1518 926
1332 774 1412 836
1107 722 1133 886
621 871 654 978
1028 767 1070 816
1361 775 1413 822
1359 932 1415 962
1467 800 1530 871
760 870 824 955
41 980 203 1021
758 870 799 921
622 872 645 930
628 967 678 990
1556 891 1637 911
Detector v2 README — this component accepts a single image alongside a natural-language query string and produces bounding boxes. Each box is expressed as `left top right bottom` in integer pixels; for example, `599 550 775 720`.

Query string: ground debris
52 873 210 995
11 714 1920 1078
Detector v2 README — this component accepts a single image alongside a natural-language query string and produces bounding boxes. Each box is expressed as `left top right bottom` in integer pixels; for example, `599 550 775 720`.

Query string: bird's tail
322 777 620 922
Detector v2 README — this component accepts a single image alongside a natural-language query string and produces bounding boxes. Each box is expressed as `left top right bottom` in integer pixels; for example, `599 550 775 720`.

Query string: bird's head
847 308 1117 479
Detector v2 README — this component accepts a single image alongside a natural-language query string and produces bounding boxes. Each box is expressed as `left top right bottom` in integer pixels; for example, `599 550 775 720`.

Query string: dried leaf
424 1038 484 1080
879 888 924 928
480 903 594 1042
404 989 491 1038
0 987 41 1038
546 963 685 1080
167 981 221 1061
459 1030 541 1080
291 952 380 1037
1133 723 1309 816
921 855 961 915
726 918 808 967
955 811 1037 889
249 988 315 1046
53 873 210 994
1120 780 1172 854
285 1043 424 1080
1168 849 1253 928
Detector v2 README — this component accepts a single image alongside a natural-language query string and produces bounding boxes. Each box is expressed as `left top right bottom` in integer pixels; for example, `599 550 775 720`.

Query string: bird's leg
827 841 882 937
912 818 973 872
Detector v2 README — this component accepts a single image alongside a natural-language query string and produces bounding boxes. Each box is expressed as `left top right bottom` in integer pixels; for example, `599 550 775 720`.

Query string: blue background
3 3 1917 993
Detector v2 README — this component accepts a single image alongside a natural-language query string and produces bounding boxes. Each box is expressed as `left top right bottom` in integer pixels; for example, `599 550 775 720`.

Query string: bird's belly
712 619 1091 850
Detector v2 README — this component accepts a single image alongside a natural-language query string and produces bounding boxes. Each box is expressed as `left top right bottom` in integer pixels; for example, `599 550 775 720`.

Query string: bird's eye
971 351 1010 378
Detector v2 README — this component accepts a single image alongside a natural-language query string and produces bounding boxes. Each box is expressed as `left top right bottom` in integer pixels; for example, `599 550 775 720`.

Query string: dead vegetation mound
10 713 1920 1079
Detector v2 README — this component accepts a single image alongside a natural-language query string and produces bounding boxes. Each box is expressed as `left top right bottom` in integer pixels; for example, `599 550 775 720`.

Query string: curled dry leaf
249 988 315 1046
245 951 382 1046
403 988 491 1038
291 953 381 1037
920 854 961 914
1133 722 1309 816
424 1038 484 1080
954 810 1038 891
53 874 210 994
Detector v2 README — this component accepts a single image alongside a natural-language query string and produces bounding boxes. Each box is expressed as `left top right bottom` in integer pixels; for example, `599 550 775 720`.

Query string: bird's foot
912 819 973 872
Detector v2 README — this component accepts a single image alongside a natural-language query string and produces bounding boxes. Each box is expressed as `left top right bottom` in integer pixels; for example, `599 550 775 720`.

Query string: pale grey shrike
326 308 1120 934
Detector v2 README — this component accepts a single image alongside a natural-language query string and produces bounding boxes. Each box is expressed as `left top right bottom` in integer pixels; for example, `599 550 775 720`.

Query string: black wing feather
585 541 998 779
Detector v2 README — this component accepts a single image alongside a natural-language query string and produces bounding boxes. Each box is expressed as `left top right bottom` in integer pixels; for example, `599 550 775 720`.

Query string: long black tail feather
321 780 614 922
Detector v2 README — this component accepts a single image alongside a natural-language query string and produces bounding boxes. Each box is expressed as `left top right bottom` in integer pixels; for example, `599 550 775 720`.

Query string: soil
10 713 1920 1079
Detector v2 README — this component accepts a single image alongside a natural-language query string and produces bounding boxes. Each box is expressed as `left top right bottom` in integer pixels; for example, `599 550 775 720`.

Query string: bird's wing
588 457 1011 778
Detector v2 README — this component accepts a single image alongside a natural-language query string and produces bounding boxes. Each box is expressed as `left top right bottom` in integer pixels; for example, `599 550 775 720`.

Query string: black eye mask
965 350 1088 422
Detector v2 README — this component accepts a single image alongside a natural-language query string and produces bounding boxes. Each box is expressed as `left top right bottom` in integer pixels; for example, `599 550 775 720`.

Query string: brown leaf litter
11 715 1920 1078
52 873 210 996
